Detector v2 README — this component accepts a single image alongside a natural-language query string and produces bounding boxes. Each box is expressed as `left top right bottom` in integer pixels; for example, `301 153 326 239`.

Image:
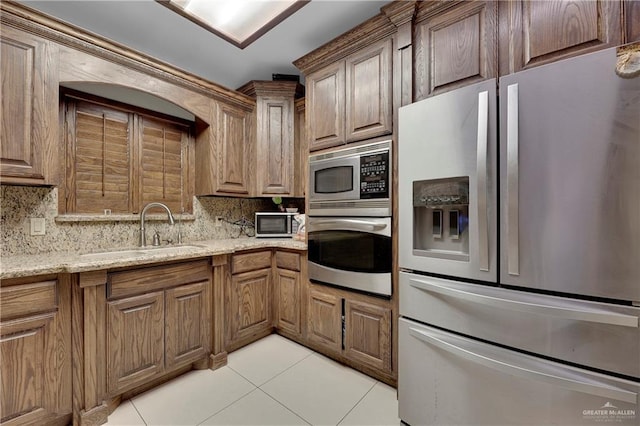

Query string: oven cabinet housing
305 38 393 151
274 251 304 341
306 282 392 378
0 274 72 426
399 317 640 426
226 250 273 351
106 261 212 396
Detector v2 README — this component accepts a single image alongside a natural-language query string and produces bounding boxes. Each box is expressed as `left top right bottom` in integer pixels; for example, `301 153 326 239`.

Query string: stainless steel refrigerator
398 45 640 425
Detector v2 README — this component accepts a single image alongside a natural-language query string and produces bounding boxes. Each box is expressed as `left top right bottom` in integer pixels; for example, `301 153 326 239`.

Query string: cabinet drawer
0 276 57 321
108 260 210 299
232 251 272 274
275 251 300 271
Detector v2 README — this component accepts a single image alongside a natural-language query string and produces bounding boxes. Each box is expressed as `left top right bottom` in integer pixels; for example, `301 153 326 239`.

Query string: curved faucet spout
140 202 175 247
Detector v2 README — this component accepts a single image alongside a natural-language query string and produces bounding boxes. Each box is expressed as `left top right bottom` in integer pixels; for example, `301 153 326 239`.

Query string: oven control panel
360 152 389 199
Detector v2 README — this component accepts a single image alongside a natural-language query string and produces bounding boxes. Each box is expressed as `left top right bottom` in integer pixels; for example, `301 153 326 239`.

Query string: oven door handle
308 219 388 233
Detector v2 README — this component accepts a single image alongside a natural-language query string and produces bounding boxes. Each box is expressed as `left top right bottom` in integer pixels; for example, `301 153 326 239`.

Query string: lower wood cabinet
226 250 273 350
306 282 392 379
104 260 212 396
0 274 72 426
274 251 304 340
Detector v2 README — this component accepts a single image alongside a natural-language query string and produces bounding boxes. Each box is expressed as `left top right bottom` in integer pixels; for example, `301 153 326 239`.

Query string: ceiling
20 0 390 92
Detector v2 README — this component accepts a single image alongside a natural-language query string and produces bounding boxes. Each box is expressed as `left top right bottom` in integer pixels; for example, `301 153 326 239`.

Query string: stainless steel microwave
255 212 299 238
308 140 391 216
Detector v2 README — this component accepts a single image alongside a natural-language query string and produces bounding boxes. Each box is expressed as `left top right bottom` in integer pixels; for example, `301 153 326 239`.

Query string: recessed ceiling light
157 0 309 49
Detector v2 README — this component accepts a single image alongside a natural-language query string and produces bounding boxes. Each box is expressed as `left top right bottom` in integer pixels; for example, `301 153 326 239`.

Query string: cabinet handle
409 326 637 404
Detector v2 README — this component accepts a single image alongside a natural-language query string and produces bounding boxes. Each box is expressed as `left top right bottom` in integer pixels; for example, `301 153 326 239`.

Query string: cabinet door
107 291 164 395
1 27 57 185
307 287 342 354
275 268 301 337
307 62 345 151
414 1 497 99
0 277 72 426
628 0 640 42
228 268 272 343
256 96 293 195
345 38 393 142
216 103 252 194
344 298 391 373
499 0 622 74
165 281 211 369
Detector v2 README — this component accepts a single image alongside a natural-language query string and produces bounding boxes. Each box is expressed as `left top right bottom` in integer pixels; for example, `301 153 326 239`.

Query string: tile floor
105 334 400 426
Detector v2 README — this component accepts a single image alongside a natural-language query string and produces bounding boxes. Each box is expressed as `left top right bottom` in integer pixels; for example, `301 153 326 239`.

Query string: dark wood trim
293 12 396 75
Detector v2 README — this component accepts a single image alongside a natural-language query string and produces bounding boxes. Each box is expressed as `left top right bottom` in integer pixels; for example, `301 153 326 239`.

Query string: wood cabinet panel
216 103 252 195
231 250 272 274
165 281 210 368
229 268 272 343
275 268 301 336
108 259 210 299
415 1 497 99
626 0 640 42
344 299 391 372
0 275 71 426
256 96 293 195
499 0 623 74
345 38 393 142
275 251 301 271
106 291 164 395
294 97 307 197
0 27 57 185
307 288 342 353
307 62 346 151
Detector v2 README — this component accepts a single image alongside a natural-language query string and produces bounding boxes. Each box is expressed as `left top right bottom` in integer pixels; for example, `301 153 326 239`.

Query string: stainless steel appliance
309 140 391 217
254 212 298 238
307 216 392 296
398 46 640 425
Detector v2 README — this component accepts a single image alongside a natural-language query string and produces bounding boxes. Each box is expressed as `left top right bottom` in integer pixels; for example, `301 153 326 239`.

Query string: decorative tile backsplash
0 185 276 256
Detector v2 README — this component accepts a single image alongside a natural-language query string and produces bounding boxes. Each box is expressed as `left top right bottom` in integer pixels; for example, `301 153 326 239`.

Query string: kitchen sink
80 244 205 259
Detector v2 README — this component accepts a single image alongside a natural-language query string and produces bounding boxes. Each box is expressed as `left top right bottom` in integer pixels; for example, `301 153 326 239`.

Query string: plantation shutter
70 101 132 213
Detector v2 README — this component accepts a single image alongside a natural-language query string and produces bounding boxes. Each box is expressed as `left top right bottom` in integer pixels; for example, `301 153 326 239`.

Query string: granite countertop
0 237 307 279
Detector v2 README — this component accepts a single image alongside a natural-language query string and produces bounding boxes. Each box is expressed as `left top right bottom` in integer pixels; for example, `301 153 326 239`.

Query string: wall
0 185 276 256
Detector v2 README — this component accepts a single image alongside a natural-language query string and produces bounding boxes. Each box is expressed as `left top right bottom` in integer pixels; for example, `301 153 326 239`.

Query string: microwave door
309 155 360 202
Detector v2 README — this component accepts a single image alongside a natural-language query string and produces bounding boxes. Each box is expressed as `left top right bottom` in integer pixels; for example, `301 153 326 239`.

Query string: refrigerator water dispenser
412 177 469 261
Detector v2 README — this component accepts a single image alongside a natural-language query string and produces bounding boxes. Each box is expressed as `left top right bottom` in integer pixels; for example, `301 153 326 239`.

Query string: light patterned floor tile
199 388 309 425
261 353 377 425
339 382 400 426
105 399 146 425
228 334 312 386
132 367 255 425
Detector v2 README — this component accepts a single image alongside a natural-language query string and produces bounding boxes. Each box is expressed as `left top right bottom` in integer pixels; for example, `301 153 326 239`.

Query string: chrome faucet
139 202 175 247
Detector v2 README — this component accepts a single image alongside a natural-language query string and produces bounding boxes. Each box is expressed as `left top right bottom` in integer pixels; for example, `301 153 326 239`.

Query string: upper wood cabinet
237 81 304 197
0 26 58 186
414 1 498 99
498 0 624 75
0 274 72 426
306 38 393 151
195 101 255 197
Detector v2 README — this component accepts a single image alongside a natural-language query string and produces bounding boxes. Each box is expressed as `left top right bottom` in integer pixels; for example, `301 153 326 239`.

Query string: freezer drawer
400 272 640 378
399 318 640 426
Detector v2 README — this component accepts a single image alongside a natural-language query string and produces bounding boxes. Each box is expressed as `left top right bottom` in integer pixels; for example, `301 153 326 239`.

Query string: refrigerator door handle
476 90 490 272
408 326 638 404
507 83 520 276
409 277 639 328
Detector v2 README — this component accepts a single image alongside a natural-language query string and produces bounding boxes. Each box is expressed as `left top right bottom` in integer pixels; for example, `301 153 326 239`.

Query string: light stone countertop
0 237 307 279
